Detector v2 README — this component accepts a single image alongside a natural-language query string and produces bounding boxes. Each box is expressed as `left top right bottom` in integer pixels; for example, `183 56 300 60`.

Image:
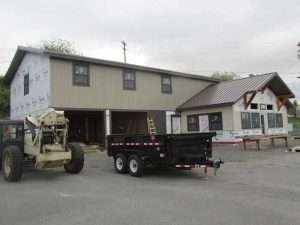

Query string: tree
288 99 298 117
41 38 77 54
293 100 298 117
211 71 238 81
0 76 10 118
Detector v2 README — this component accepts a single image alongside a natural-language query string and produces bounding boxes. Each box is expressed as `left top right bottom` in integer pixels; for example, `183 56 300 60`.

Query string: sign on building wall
198 115 209 132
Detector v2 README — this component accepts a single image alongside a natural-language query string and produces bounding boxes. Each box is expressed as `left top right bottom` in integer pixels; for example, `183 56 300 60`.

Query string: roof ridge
15 46 219 83
219 72 276 84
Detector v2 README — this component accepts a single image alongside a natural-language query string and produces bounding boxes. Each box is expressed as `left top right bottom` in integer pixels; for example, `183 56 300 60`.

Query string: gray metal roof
4 46 219 84
177 73 295 111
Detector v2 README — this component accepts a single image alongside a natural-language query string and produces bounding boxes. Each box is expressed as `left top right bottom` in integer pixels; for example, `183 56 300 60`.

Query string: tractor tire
64 143 84 174
2 145 23 182
128 154 144 177
114 153 128 174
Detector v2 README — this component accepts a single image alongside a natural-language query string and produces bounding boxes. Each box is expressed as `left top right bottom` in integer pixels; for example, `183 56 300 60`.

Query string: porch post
105 109 111 136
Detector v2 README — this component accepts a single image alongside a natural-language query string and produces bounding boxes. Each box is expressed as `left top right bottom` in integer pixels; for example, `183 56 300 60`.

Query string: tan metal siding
49 59 212 111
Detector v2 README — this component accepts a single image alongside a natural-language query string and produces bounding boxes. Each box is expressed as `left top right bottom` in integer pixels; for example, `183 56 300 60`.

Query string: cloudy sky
1 0 300 99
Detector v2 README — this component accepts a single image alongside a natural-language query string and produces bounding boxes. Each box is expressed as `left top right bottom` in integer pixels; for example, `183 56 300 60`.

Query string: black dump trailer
107 132 223 177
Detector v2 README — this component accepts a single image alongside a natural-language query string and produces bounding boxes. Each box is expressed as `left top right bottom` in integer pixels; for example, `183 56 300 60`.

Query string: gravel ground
0 139 300 225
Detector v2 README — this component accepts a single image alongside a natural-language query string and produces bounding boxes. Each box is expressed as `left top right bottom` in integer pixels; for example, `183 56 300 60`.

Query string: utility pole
121 41 127 63
297 42 300 59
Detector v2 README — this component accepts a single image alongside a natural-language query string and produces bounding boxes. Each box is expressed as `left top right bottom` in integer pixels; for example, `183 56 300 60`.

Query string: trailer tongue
107 132 223 177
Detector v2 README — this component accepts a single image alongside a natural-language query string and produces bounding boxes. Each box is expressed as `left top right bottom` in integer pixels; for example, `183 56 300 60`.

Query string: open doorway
261 114 265 135
65 111 105 145
111 111 148 134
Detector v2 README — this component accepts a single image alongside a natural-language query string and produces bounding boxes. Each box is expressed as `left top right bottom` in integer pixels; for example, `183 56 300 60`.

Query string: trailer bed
107 132 223 177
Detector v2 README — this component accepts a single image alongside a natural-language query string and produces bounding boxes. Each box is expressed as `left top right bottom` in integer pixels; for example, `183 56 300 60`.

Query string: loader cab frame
0 120 24 157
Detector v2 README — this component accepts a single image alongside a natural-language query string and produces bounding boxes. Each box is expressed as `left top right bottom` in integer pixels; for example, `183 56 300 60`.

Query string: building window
241 112 261 129
73 62 89 86
241 112 251 129
24 74 29 95
123 70 136 90
209 113 222 130
187 115 199 132
260 104 266 110
268 113 276 128
267 104 273 110
250 103 258 110
276 114 283 128
161 75 172 94
251 112 261 128
268 113 283 128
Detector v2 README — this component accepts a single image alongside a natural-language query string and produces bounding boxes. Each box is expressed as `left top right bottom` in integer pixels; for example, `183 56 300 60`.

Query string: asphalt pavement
0 142 299 225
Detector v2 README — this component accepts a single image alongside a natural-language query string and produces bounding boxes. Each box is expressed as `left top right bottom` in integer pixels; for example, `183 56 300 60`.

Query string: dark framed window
268 113 276 128
260 104 266 110
251 112 260 128
250 103 258 110
276 114 283 128
123 70 136 90
24 74 29 95
209 113 222 130
241 112 252 129
73 62 89 86
187 115 199 132
161 75 172 94
267 104 273 110
268 113 283 128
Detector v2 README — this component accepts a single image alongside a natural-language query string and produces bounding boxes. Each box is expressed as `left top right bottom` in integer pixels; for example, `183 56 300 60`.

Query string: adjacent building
177 73 294 141
4 46 294 145
4 46 218 145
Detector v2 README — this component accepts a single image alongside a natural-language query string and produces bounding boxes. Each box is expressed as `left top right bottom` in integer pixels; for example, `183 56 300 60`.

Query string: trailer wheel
128 155 143 177
2 145 23 182
114 153 128 174
64 143 84 174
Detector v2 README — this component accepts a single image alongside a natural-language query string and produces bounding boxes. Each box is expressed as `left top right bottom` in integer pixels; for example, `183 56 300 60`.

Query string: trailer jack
212 159 224 176
202 159 224 176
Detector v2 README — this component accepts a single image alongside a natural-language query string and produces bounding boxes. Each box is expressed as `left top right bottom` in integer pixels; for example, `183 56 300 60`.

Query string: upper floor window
260 104 266 110
73 62 89 86
267 104 273 110
250 103 258 110
161 75 172 94
24 74 29 95
123 70 136 90
187 115 199 132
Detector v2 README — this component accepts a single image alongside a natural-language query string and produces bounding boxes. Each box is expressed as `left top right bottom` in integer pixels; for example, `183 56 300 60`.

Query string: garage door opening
111 111 148 135
111 111 166 135
65 111 105 145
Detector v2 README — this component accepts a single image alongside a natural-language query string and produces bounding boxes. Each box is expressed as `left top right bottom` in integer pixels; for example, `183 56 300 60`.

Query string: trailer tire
2 145 23 182
114 153 128 174
64 143 84 174
128 155 143 177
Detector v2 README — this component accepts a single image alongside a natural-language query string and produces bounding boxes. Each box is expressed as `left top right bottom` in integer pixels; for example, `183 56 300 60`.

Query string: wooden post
243 139 247 150
256 140 260 151
271 138 275 148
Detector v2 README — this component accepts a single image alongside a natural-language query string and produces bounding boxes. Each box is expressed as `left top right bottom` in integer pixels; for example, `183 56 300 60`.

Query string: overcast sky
1 0 300 99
